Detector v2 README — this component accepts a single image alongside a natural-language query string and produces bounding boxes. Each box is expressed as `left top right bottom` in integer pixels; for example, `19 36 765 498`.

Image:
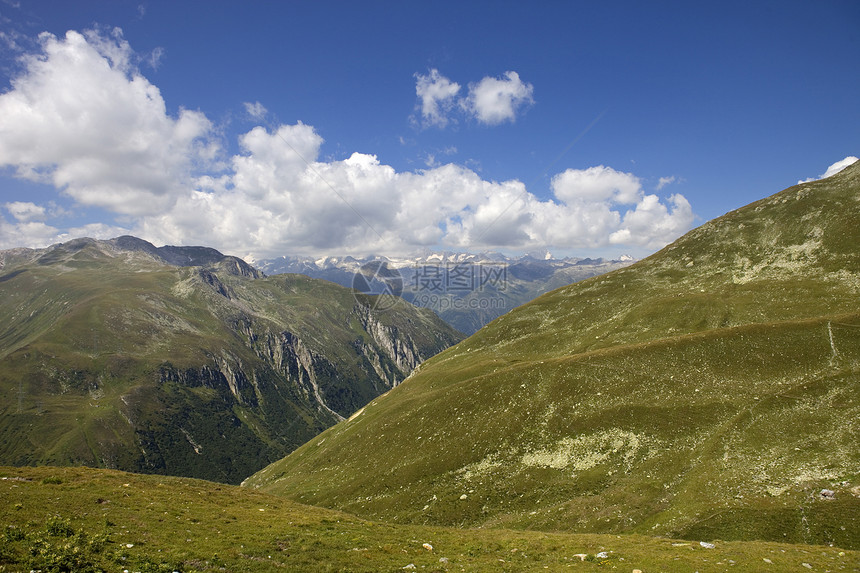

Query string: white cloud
0 28 218 217
798 156 858 183
462 71 534 125
0 29 695 258
144 45 165 70
126 120 694 257
656 175 677 190
244 101 268 121
2 124 695 256
413 69 534 127
0 27 27 53
544 166 694 249
552 165 642 204
821 156 858 178
414 69 461 128
65 221 131 241
609 193 694 248
0 211 131 250
0 219 62 250
423 146 457 168
5 201 46 223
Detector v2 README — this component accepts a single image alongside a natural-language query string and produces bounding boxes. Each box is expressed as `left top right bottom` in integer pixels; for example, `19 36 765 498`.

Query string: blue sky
0 0 857 260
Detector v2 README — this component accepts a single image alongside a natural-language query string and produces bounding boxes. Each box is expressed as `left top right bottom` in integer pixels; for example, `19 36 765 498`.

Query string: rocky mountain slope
245 161 860 549
0 237 461 483
257 252 634 335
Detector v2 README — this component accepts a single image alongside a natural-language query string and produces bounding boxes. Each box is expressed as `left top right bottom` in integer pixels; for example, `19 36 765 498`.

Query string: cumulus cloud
0 219 62 250
462 71 534 125
124 126 694 257
609 194 693 247
552 165 642 204
0 28 695 258
414 69 461 128
546 166 693 249
0 28 218 217
413 69 534 128
5 201 46 223
0 214 130 250
798 156 859 183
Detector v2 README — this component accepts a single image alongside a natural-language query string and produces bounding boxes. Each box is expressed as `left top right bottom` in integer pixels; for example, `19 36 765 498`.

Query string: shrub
4 525 26 542
44 516 74 538
27 535 101 573
26 522 109 573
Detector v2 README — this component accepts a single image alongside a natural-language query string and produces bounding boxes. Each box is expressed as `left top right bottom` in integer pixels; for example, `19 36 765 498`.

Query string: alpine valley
245 161 860 550
0 236 462 484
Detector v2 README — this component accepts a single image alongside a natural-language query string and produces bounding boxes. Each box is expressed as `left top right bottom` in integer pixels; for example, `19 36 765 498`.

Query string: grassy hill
1 465 855 572
245 161 860 549
0 238 461 483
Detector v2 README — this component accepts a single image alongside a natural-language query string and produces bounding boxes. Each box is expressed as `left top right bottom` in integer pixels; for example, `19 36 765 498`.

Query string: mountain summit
245 161 860 548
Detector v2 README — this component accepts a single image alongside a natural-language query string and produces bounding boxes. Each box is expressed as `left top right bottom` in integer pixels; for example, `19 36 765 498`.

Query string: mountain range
0 236 462 483
256 252 635 335
245 160 860 549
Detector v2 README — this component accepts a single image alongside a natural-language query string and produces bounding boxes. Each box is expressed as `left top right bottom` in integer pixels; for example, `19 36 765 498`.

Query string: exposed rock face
141 298 457 480
197 268 234 299
218 304 441 419
262 330 344 419
355 304 423 375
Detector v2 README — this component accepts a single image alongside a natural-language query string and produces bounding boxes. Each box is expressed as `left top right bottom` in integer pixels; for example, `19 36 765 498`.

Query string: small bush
135 555 185 573
27 523 109 573
44 516 74 538
27 535 101 573
4 525 26 542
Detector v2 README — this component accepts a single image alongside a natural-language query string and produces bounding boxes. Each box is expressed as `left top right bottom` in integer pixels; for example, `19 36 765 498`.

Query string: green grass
244 162 860 547
246 313 860 546
1 465 856 572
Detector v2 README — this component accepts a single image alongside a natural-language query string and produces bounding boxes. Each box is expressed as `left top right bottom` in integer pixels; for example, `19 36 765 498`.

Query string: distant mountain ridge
113 235 261 273
254 250 633 274
245 161 860 549
256 252 636 334
1 235 259 276
0 236 462 483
